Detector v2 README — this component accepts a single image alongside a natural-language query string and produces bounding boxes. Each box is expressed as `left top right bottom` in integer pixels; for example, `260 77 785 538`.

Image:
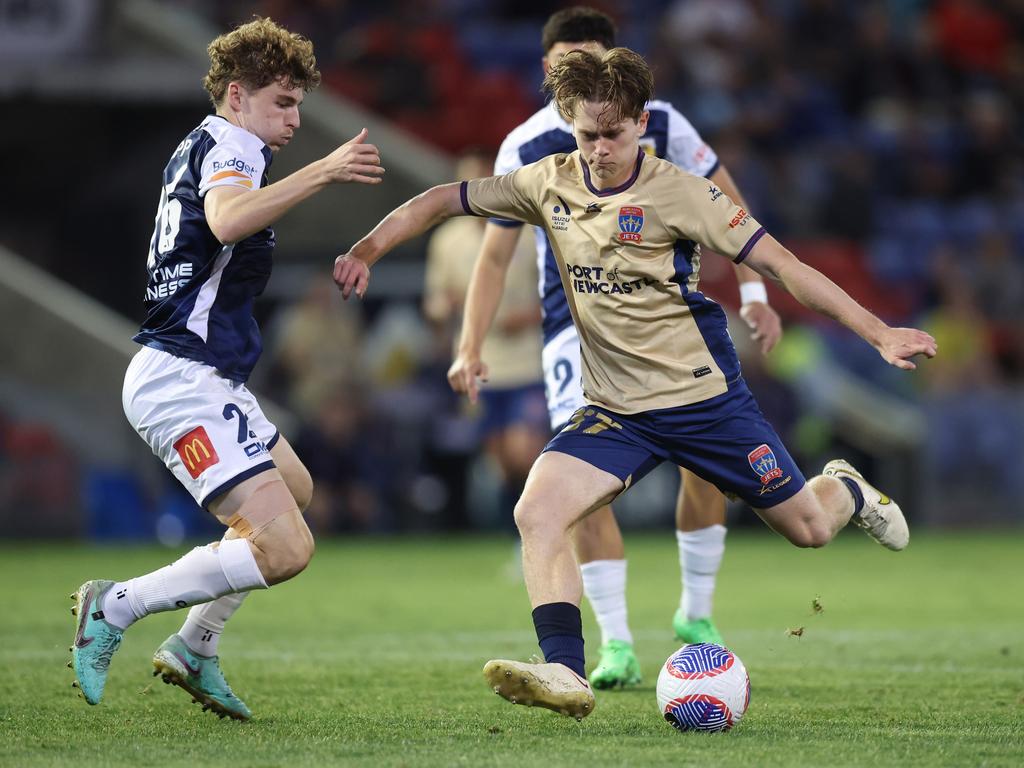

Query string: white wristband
739 282 768 306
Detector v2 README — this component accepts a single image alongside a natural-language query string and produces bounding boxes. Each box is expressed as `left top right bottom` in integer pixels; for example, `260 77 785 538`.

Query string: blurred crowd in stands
246 0 1024 529
5 1 1022 535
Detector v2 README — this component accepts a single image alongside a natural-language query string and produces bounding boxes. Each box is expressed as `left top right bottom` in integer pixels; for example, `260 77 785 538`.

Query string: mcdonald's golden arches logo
173 426 219 479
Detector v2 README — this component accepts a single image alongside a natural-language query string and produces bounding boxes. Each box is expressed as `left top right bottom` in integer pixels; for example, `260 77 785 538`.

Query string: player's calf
249 516 315 585
222 479 314 585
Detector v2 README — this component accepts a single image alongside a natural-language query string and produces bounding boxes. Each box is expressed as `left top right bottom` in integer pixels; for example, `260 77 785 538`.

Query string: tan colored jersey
424 217 543 387
462 149 766 413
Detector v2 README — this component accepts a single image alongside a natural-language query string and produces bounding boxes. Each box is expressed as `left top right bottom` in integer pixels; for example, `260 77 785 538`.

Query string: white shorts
541 325 586 431
122 345 278 507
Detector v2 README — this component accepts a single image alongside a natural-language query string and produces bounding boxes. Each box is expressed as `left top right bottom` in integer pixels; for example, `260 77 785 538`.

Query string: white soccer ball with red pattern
656 643 750 732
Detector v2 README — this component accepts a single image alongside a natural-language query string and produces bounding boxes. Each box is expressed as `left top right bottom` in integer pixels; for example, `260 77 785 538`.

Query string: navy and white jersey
493 101 720 344
133 115 275 383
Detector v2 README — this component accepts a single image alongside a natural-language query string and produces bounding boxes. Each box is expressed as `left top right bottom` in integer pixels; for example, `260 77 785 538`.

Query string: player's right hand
323 128 385 185
875 327 938 370
447 354 488 404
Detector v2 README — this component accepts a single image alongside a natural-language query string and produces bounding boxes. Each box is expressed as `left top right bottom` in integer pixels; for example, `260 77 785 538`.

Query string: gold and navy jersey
461 149 766 413
492 101 719 345
133 115 275 383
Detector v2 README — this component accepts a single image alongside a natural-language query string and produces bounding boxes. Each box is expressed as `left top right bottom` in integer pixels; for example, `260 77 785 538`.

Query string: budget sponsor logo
211 157 257 176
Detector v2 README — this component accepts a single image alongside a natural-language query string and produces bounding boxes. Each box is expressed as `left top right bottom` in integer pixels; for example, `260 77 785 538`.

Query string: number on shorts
222 404 248 444
561 407 623 435
553 357 573 396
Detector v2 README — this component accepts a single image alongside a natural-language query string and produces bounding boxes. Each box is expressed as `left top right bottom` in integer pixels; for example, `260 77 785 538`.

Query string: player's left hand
739 302 782 355
333 253 369 299
875 327 938 370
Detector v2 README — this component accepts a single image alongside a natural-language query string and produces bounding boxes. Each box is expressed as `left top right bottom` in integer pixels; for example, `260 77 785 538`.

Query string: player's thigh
516 450 623 534
542 326 586 431
676 466 727 531
123 346 279 508
659 385 805 510
270 434 313 512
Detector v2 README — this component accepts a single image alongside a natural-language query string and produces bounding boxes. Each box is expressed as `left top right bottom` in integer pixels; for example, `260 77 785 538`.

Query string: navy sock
532 602 585 678
840 476 865 517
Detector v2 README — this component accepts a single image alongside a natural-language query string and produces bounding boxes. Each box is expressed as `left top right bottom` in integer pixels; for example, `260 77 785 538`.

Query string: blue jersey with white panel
493 100 720 344
133 115 274 383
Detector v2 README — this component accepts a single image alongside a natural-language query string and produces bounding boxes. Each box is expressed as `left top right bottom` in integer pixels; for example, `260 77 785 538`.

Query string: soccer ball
656 643 750 732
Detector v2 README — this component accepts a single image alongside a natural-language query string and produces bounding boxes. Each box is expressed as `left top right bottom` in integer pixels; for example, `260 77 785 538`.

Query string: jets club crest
747 444 783 485
618 206 644 242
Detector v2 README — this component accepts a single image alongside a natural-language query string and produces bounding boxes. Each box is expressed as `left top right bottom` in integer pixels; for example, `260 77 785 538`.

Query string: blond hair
543 47 653 125
203 17 321 106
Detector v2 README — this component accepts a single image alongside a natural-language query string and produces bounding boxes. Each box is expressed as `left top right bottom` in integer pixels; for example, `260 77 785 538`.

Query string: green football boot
588 639 642 690
672 611 724 646
69 579 124 705
152 634 252 721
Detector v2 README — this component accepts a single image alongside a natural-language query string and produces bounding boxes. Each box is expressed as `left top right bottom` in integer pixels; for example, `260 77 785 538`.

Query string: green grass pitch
1 530 1022 767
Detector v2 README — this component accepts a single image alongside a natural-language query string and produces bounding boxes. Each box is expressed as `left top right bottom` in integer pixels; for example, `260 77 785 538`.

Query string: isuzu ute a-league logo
618 206 644 242
550 195 572 231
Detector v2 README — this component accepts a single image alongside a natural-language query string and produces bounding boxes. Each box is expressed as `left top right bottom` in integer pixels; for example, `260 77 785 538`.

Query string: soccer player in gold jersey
334 48 936 720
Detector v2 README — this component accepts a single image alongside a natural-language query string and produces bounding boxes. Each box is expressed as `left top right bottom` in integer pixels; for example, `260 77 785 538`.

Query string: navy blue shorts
543 380 806 509
478 382 549 438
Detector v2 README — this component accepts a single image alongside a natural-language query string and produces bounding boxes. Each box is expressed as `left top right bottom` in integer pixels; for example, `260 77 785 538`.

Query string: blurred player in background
423 150 549 522
468 6 783 689
334 46 936 720
69 17 383 720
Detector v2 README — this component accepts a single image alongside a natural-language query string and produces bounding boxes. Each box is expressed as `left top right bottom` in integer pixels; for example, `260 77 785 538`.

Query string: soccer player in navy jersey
69 17 383 720
334 47 936 720
465 6 784 688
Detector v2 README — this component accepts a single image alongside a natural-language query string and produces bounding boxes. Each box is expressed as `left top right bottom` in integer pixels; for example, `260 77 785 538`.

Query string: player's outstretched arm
447 222 522 403
744 235 938 370
710 165 782 354
206 128 384 244
333 183 466 300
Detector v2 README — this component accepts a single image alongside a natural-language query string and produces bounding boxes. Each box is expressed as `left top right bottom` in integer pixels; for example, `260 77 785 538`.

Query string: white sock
101 538 267 630
677 525 727 621
580 559 633 645
178 591 248 656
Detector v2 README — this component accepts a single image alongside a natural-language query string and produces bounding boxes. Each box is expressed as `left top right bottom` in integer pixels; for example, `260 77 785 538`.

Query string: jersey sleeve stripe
210 169 251 181
734 226 767 263
459 180 477 216
489 217 523 228
703 159 721 179
208 170 254 189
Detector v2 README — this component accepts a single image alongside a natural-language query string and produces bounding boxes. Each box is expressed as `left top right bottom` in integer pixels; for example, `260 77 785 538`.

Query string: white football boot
483 658 595 720
823 459 909 551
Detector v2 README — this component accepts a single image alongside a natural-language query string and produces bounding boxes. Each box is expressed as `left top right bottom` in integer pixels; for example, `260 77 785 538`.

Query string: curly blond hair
203 17 321 106
543 47 653 125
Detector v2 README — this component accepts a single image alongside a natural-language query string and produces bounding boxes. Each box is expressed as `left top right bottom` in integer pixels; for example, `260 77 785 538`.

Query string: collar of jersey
579 148 644 197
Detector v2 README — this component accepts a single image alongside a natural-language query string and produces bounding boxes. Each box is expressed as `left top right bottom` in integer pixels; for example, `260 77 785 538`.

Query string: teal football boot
69 579 123 705
588 639 642 690
672 611 725 646
152 634 252 721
